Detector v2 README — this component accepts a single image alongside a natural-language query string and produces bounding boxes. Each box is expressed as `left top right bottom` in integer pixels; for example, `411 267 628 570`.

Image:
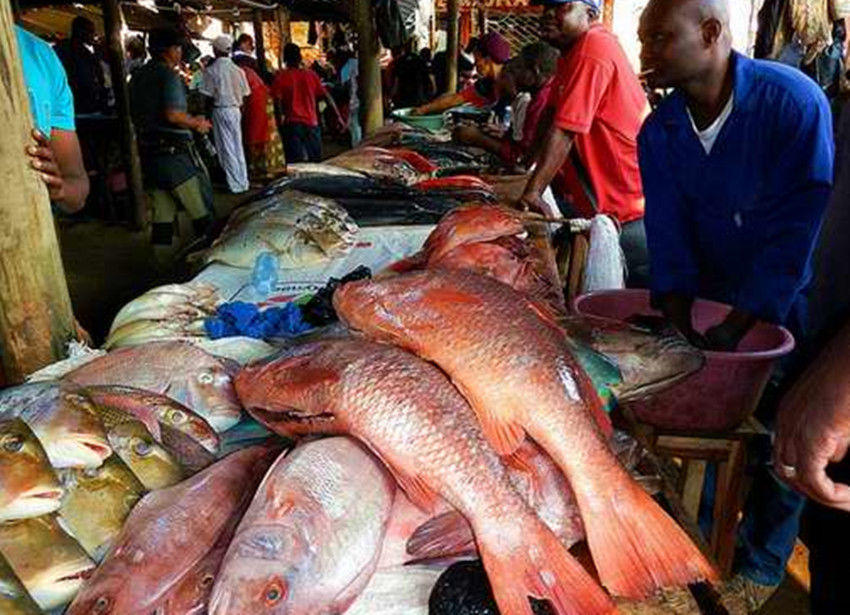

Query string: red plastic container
573 289 795 432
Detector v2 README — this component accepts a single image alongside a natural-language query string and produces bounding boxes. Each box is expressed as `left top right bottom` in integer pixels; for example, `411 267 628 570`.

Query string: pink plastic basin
573 289 795 432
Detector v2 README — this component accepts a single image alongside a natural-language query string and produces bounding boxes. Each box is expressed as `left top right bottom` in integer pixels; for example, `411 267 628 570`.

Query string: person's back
272 66 325 127
201 55 250 108
54 17 104 114
130 59 190 140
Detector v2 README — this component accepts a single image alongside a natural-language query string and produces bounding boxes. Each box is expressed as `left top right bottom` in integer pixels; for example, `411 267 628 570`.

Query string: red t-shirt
242 66 270 145
549 24 647 224
271 68 327 127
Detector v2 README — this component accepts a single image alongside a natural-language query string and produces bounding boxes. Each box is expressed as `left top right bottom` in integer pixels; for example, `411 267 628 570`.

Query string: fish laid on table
326 148 425 185
0 551 41 615
0 382 112 469
105 318 208 350
236 340 615 615
157 543 227 615
210 437 395 614
108 282 220 336
57 455 146 561
0 514 96 611
334 270 717 600
0 418 63 523
106 420 185 491
64 341 243 433
67 445 279 615
204 190 358 269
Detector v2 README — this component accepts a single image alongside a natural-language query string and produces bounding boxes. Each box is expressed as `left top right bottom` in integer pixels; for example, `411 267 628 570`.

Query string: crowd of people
10 1 850 612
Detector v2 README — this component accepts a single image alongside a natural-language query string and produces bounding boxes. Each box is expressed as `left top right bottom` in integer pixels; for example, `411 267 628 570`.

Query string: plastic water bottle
252 252 279 295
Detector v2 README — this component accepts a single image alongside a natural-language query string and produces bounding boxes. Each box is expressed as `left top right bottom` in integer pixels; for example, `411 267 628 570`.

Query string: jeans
806 457 850 614
620 218 650 289
282 123 322 162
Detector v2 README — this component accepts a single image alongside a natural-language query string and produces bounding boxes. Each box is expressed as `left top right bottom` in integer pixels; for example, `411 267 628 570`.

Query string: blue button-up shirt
639 52 833 331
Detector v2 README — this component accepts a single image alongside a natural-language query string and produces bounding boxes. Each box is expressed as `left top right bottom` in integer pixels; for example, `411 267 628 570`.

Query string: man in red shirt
453 42 560 168
411 32 511 115
520 0 650 287
271 43 345 162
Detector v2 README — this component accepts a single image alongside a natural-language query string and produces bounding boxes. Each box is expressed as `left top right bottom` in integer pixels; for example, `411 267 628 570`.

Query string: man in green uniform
129 28 214 263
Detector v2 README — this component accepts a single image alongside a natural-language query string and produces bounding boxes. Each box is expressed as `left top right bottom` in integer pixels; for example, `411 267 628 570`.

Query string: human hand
26 130 65 202
409 107 424 116
194 117 212 134
774 364 850 511
704 322 743 352
452 125 483 145
518 190 548 214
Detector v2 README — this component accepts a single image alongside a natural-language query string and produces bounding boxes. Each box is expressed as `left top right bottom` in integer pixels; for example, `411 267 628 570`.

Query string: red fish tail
575 474 718 599
477 516 615 615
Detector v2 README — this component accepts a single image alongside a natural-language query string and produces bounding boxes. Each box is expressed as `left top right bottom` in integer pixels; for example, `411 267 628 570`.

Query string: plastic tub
392 108 446 132
573 289 795 432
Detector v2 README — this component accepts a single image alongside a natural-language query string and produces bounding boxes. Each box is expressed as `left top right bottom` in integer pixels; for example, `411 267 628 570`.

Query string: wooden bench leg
710 441 746 578
681 459 708 524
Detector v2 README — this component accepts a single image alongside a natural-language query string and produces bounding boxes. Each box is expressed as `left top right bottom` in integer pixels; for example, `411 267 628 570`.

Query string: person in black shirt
389 40 435 110
54 17 106 114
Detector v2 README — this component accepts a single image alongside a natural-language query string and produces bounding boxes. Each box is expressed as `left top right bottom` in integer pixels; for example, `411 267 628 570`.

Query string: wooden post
352 0 383 136
252 9 268 77
478 8 488 36
278 6 291 46
603 0 615 28
446 0 460 93
102 0 146 231
0 0 76 383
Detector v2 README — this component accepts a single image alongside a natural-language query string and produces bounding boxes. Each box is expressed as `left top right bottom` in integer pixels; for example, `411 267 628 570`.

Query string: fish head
65 572 126 615
148 396 220 454
170 361 243 433
424 205 525 261
37 387 112 470
107 421 184 490
0 419 63 522
236 344 344 439
564 316 706 402
210 524 314 615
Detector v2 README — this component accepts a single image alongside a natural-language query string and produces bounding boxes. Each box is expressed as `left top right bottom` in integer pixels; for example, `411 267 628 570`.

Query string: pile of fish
204 190 359 269
104 283 221 350
325 146 437 185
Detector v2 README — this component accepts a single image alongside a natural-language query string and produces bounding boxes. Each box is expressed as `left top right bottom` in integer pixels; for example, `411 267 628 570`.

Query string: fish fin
387 468 441 514
576 476 718 599
503 446 545 505
479 516 616 615
452 379 526 456
406 511 476 562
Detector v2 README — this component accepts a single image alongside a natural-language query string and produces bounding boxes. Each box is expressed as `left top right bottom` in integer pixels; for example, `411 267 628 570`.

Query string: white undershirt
687 92 735 155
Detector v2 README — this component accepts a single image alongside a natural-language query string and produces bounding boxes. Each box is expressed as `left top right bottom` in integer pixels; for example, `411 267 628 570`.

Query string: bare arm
26 129 89 214
412 92 467 116
774 321 850 511
163 108 211 133
519 126 573 212
322 91 347 128
452 125 505 157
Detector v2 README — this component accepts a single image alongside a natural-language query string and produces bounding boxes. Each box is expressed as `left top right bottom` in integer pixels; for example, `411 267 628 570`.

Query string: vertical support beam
603 0 615 29
446 0 460 94
478 8 488 36
352 0 383 136
252 9 268 77
0 0 76 383
278 6 291 46
102 0 146 231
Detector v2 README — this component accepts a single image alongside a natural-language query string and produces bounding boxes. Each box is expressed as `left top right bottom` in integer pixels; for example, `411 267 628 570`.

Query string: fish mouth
48 438 112 469
0 488 64 522
204 405 243 433
30 562 96 610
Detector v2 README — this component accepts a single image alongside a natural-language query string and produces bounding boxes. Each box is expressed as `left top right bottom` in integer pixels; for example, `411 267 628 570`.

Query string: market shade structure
0 0 77 384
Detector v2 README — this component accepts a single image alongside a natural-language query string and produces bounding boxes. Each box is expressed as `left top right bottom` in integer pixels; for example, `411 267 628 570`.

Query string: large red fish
236 340 615 615
334 270 716 599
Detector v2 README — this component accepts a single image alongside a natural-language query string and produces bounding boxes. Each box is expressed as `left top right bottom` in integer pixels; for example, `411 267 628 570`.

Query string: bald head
639 0 732 90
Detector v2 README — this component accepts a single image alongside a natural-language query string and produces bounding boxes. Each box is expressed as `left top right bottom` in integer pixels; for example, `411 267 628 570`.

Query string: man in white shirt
200 35 251 194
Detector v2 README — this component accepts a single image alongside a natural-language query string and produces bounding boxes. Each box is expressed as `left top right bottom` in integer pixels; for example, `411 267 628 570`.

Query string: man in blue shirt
15 23 89 213
638 0 833 610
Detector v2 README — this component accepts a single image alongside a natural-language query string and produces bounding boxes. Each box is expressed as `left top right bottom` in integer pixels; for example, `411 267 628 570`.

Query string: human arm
774 320 850 511
411 92 467 115
162 109 211 133
518 126 574 212
25 129 89 213
164 68 211 133
321 90 347 130
452 125 506 156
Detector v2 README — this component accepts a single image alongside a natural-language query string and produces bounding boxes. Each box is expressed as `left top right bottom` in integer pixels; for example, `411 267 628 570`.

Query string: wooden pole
446 0 460 93
478 8 488 36
252 9 268 77
0 0 76 383
102 0 146 231
352 0 383 136
603 0 615 28
278 6 291 46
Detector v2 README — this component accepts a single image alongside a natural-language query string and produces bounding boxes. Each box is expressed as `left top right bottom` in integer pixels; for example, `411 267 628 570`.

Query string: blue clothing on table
639 52 834 332
15 26 75 135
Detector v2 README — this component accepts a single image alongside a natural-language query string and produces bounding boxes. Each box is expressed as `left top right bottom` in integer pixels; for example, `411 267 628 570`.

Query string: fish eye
263 580 286 606
83 467 100 479
198 372 214 385
93 596 111 613
200 574 215 587
169 410 186 424
2 436 23 453
132 439 152 457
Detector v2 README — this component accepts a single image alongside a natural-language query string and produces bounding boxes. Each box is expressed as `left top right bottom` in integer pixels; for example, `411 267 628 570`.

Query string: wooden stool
630 417 770 579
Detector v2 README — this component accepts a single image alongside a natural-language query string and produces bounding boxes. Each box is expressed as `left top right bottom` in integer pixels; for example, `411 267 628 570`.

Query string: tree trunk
0 0 76 383
352 0 384 136
102 0 146 231
446 0 460 94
